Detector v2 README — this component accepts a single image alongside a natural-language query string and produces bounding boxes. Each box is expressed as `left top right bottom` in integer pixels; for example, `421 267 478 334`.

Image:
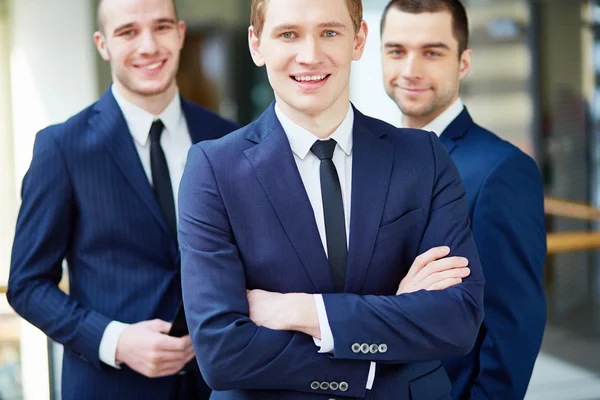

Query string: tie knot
311 139 337 160
149 119 164 143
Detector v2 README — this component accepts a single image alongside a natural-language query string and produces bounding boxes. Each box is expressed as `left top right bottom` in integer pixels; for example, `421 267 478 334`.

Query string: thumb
146 319 172 334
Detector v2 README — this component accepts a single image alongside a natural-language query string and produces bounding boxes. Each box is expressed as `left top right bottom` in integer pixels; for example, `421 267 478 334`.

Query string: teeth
144 62 162 70
294 75 327 82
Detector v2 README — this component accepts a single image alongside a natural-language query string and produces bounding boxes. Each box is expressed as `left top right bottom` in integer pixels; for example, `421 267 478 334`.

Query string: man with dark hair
7 0 238 399
380 1 547 399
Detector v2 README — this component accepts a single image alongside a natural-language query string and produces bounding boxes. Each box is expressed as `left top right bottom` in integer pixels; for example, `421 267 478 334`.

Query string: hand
397 246 470 295
115 319 195 378
247 289 290 330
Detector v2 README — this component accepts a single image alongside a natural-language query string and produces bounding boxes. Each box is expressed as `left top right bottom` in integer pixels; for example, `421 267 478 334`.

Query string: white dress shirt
275 103 376 390
421 98 465 136
98 85 192 368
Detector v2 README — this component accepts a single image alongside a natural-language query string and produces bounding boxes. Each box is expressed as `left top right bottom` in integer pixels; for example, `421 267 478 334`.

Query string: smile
134 59 167 71
293 74 329 82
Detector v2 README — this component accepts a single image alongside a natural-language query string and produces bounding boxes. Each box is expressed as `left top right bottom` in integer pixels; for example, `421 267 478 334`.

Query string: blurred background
1 0 600 398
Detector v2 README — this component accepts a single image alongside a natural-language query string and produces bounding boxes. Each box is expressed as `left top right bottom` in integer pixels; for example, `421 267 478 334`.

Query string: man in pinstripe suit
7 0 237 398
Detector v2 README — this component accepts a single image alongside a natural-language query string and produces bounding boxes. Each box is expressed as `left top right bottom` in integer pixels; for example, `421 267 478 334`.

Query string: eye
324 31 338 38
121 30 135 37
425 51 440 57
389 49 404 56
157 25 170 31
280 32 296 39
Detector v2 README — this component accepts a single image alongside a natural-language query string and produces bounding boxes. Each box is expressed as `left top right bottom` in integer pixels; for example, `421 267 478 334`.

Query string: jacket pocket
377 208 425 244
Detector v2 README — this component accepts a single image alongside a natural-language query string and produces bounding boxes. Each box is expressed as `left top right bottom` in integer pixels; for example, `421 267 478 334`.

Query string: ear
352 20 369 61
248 26 265 67
458 48 472 80
93 31 111 62
178 20 187 49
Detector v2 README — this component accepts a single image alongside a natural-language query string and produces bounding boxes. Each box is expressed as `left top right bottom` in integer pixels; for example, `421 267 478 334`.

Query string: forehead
262 0 352 29
382 8 456 48
101 0 175 29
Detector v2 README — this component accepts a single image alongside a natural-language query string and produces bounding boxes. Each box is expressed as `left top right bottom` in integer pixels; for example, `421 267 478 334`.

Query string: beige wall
0 0 16 288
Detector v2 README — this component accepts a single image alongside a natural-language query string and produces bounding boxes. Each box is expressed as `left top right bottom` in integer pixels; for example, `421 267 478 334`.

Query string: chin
134 81 173 97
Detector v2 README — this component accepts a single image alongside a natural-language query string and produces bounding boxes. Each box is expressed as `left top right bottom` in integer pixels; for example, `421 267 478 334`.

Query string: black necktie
311 139 347 292
149 120 177 240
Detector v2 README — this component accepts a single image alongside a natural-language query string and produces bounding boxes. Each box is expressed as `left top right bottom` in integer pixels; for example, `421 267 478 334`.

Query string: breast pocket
377 207 426 244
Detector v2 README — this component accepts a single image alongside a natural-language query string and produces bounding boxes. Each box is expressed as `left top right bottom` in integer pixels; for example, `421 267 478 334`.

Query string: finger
420 267 470 290
427 277 463 291
414 256 468 282
146 319 172 334
180 335 194 352
409 247 451 276
154 334 190 352
156 360 190 377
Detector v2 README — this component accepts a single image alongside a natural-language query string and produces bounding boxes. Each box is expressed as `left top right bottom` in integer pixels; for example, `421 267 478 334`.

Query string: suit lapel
181 98 203 144
345 109 394 293
90 89 173 239
244 104 335 293
439 108 473 154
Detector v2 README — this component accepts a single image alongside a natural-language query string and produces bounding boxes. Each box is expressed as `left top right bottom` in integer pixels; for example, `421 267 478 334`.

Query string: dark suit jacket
178 103 485 400
440 108 547 400
7 88 238 400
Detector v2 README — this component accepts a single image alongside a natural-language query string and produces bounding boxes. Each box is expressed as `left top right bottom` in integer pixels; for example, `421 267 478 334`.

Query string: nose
401 54 423 80
296 37 324 65
138 30 159 55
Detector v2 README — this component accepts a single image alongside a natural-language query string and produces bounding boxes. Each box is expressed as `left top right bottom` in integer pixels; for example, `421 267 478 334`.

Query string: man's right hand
115 319 195 378
397 246 471 295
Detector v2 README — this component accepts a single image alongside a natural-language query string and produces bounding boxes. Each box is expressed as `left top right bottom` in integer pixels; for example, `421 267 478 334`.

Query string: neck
276 94 350 139
113 81 177 115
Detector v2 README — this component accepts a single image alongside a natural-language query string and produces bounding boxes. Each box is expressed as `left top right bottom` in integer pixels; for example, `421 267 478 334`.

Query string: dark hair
380 0 469 56
96 0 179 33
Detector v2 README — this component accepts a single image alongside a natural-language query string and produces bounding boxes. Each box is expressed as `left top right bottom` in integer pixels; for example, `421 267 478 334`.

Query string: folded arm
179 145 370 397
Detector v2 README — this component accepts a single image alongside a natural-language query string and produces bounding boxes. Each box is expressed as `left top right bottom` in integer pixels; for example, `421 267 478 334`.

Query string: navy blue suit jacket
440 109 547 400
179 104 485 400
7 89 238 400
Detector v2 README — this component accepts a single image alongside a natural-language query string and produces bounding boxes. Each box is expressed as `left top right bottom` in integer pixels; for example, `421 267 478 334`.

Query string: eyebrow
271 21 348 32
383 42 451 51
112 18 176 34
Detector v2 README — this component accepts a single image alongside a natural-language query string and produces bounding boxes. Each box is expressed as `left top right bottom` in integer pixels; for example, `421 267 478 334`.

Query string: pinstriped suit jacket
7 88 238 400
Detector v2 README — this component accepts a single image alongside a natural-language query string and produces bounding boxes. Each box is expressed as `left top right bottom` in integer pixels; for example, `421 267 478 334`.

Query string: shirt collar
111 84 183 145
274 102 354 160
422 98 464 137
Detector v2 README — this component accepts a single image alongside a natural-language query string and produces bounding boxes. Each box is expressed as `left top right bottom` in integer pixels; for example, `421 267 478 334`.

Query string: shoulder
359 112 437 149
182 99 240 135
34 103 97 148
465 123 538 178
192 121 255 156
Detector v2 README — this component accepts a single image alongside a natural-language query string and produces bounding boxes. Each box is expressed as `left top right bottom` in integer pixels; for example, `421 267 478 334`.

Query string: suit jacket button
329 382 339 390
311 381 320 390
378 343 388 353
320 382 330 390
351 343 361 353
360 343 370 354
369 344 379 354
339 381 349 392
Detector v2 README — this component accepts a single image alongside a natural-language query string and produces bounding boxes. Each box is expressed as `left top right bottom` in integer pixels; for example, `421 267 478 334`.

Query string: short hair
250 0 363 37
96 0 179 33
380 0 469 55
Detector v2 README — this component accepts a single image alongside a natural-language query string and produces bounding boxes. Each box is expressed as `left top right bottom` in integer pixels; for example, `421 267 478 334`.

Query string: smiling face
94 0 185 104
248 0 367 120
381 8 471 127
